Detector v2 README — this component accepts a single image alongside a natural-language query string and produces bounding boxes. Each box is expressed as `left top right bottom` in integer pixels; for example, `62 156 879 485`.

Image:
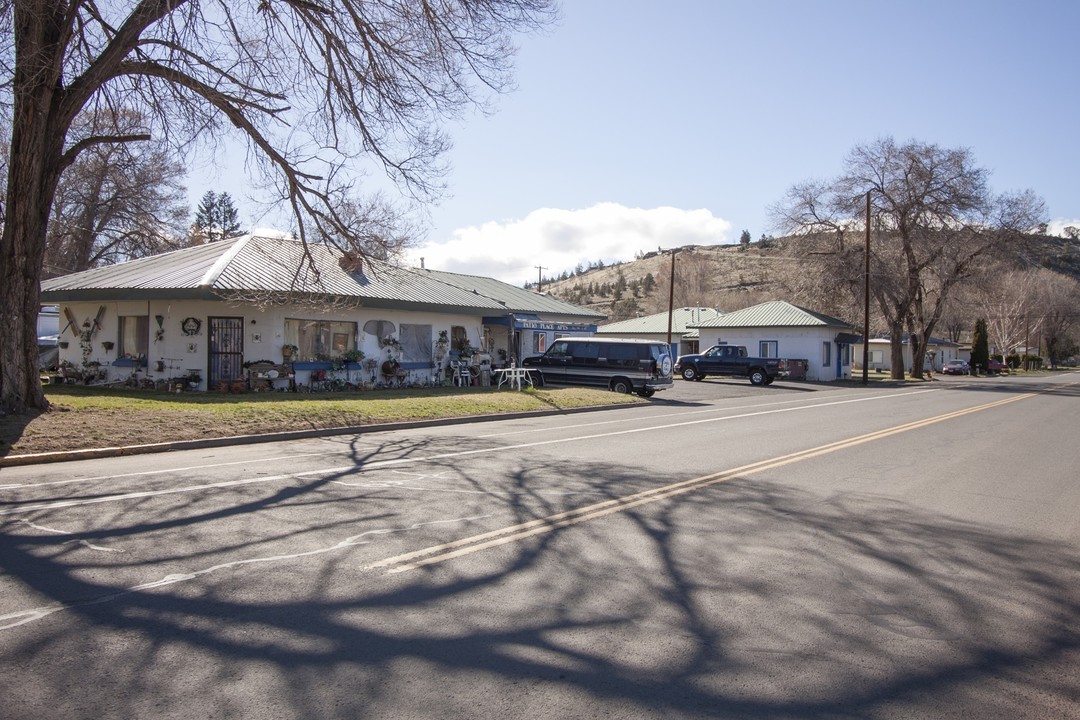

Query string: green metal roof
692 300 853 329
39 233 601 319
597 307 723 335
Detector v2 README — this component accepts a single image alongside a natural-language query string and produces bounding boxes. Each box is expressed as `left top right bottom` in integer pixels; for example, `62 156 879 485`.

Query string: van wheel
749 368 768 386
638 388 655 398
610 378 632 394
681 366 699 381
532 371 545 388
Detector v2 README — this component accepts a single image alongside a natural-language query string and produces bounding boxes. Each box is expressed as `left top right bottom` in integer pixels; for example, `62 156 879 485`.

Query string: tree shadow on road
2 442 1079 719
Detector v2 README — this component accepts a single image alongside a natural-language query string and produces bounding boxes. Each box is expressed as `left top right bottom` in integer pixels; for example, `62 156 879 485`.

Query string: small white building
690 300 859 382
595 307 724 358
852 335 963 373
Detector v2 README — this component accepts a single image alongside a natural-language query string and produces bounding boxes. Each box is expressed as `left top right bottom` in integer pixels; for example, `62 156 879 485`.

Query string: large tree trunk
0 4 68 414
888 319 906 381
1 158 56 414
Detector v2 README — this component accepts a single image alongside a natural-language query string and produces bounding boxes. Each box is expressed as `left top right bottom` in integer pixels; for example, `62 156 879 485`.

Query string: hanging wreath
181 317 202 336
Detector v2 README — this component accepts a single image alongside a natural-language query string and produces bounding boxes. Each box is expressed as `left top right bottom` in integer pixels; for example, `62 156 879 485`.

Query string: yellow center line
371 392 1035 573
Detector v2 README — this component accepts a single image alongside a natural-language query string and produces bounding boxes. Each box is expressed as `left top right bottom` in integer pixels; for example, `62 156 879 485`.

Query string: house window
399 323 432 361
840 344 850 365
759 340 778 358
118 315 149 359
451 325 469 352
285 319 357 361
822 342 832 367
869 350 883 364
533 332 547 354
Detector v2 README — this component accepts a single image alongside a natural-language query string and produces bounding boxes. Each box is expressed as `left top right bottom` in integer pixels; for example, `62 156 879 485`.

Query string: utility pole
535 265 547 292
862 191 871 385
666 248 677 350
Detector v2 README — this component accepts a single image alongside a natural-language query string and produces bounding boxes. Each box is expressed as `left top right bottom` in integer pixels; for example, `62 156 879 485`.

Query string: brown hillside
541 234 1080 325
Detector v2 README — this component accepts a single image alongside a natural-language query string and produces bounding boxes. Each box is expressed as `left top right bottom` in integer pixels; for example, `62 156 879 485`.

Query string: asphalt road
2 373 1079 719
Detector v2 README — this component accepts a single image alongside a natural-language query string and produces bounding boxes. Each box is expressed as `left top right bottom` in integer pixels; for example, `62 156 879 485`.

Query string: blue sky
199 1 1080 286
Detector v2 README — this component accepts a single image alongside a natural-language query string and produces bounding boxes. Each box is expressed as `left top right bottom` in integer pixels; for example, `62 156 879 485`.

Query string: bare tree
1035 272 1080 368
772 138 1046 379
41 108 189 276
0 0 553 413
972 268 1044 357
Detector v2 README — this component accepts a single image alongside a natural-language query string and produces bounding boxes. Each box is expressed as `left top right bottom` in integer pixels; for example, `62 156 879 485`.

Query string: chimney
420 257 425 269
338 251 363 274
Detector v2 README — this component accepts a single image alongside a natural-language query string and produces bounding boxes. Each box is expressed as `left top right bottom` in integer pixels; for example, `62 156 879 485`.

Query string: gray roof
692 300 853 329
597 307 723 335
416 267 604 320
40 233 601 319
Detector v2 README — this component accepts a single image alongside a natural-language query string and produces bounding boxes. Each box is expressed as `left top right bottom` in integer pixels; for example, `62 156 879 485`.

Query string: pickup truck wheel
749 368 768 386
638 388 655 398
610 378 633 394
681 366 699 381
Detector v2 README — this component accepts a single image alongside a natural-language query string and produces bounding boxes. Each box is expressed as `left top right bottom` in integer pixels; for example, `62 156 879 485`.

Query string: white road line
475 388 895 438
1 389 934 517
0 451 330 490
0 514 492 631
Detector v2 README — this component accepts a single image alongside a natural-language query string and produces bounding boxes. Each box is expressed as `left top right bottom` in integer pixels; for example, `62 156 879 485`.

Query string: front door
208 316 244 389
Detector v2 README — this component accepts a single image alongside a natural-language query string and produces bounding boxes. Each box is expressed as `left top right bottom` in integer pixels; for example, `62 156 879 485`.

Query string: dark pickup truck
674 345 784 386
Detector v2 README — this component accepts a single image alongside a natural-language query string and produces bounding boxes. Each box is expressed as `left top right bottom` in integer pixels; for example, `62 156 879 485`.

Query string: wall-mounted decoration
181 317 202 336
251 333 262 343
187 342 198 353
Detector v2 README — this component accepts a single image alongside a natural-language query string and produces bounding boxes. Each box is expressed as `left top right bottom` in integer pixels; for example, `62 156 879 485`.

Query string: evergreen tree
970 318 990 374
192 191 244 243
740 229 751 245
643 272 656 293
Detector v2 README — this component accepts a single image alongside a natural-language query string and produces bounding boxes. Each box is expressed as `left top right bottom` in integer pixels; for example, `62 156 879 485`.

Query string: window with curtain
284 318 357 361
118 315 149 358
399 323 432 361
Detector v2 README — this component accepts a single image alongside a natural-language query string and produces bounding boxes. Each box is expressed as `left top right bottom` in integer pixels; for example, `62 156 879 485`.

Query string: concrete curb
0 403 633 468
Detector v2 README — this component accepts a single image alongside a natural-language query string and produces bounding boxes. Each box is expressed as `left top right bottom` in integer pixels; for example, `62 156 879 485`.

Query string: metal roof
416 267 605 320
692 301 853 329
597 307 723 335
40 234 602 318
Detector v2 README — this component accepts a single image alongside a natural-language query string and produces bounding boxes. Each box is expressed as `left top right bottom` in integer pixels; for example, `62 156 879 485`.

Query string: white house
690 300 859 382
595 307 725 358
852 335 963 373
39 232 604 390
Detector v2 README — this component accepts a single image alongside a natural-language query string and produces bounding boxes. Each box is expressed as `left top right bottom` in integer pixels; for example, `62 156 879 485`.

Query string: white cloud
407 203 733 285
1046 218 1080 236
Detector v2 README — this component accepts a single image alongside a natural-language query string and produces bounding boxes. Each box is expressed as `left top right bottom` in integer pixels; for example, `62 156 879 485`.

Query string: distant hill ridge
538 235 1080 324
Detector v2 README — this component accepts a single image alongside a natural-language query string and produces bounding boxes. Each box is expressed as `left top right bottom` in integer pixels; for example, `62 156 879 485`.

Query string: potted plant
102 341 115 352
333 348 364 371
434 330 449 360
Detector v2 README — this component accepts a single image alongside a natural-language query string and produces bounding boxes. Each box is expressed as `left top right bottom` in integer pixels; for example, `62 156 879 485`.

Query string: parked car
941 359 970 375
523 337 674 397
987 358 1010 375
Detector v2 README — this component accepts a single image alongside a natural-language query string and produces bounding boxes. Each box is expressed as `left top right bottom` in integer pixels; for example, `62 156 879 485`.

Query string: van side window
571 342 600 364
606 343 639 367
548 340 569 357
